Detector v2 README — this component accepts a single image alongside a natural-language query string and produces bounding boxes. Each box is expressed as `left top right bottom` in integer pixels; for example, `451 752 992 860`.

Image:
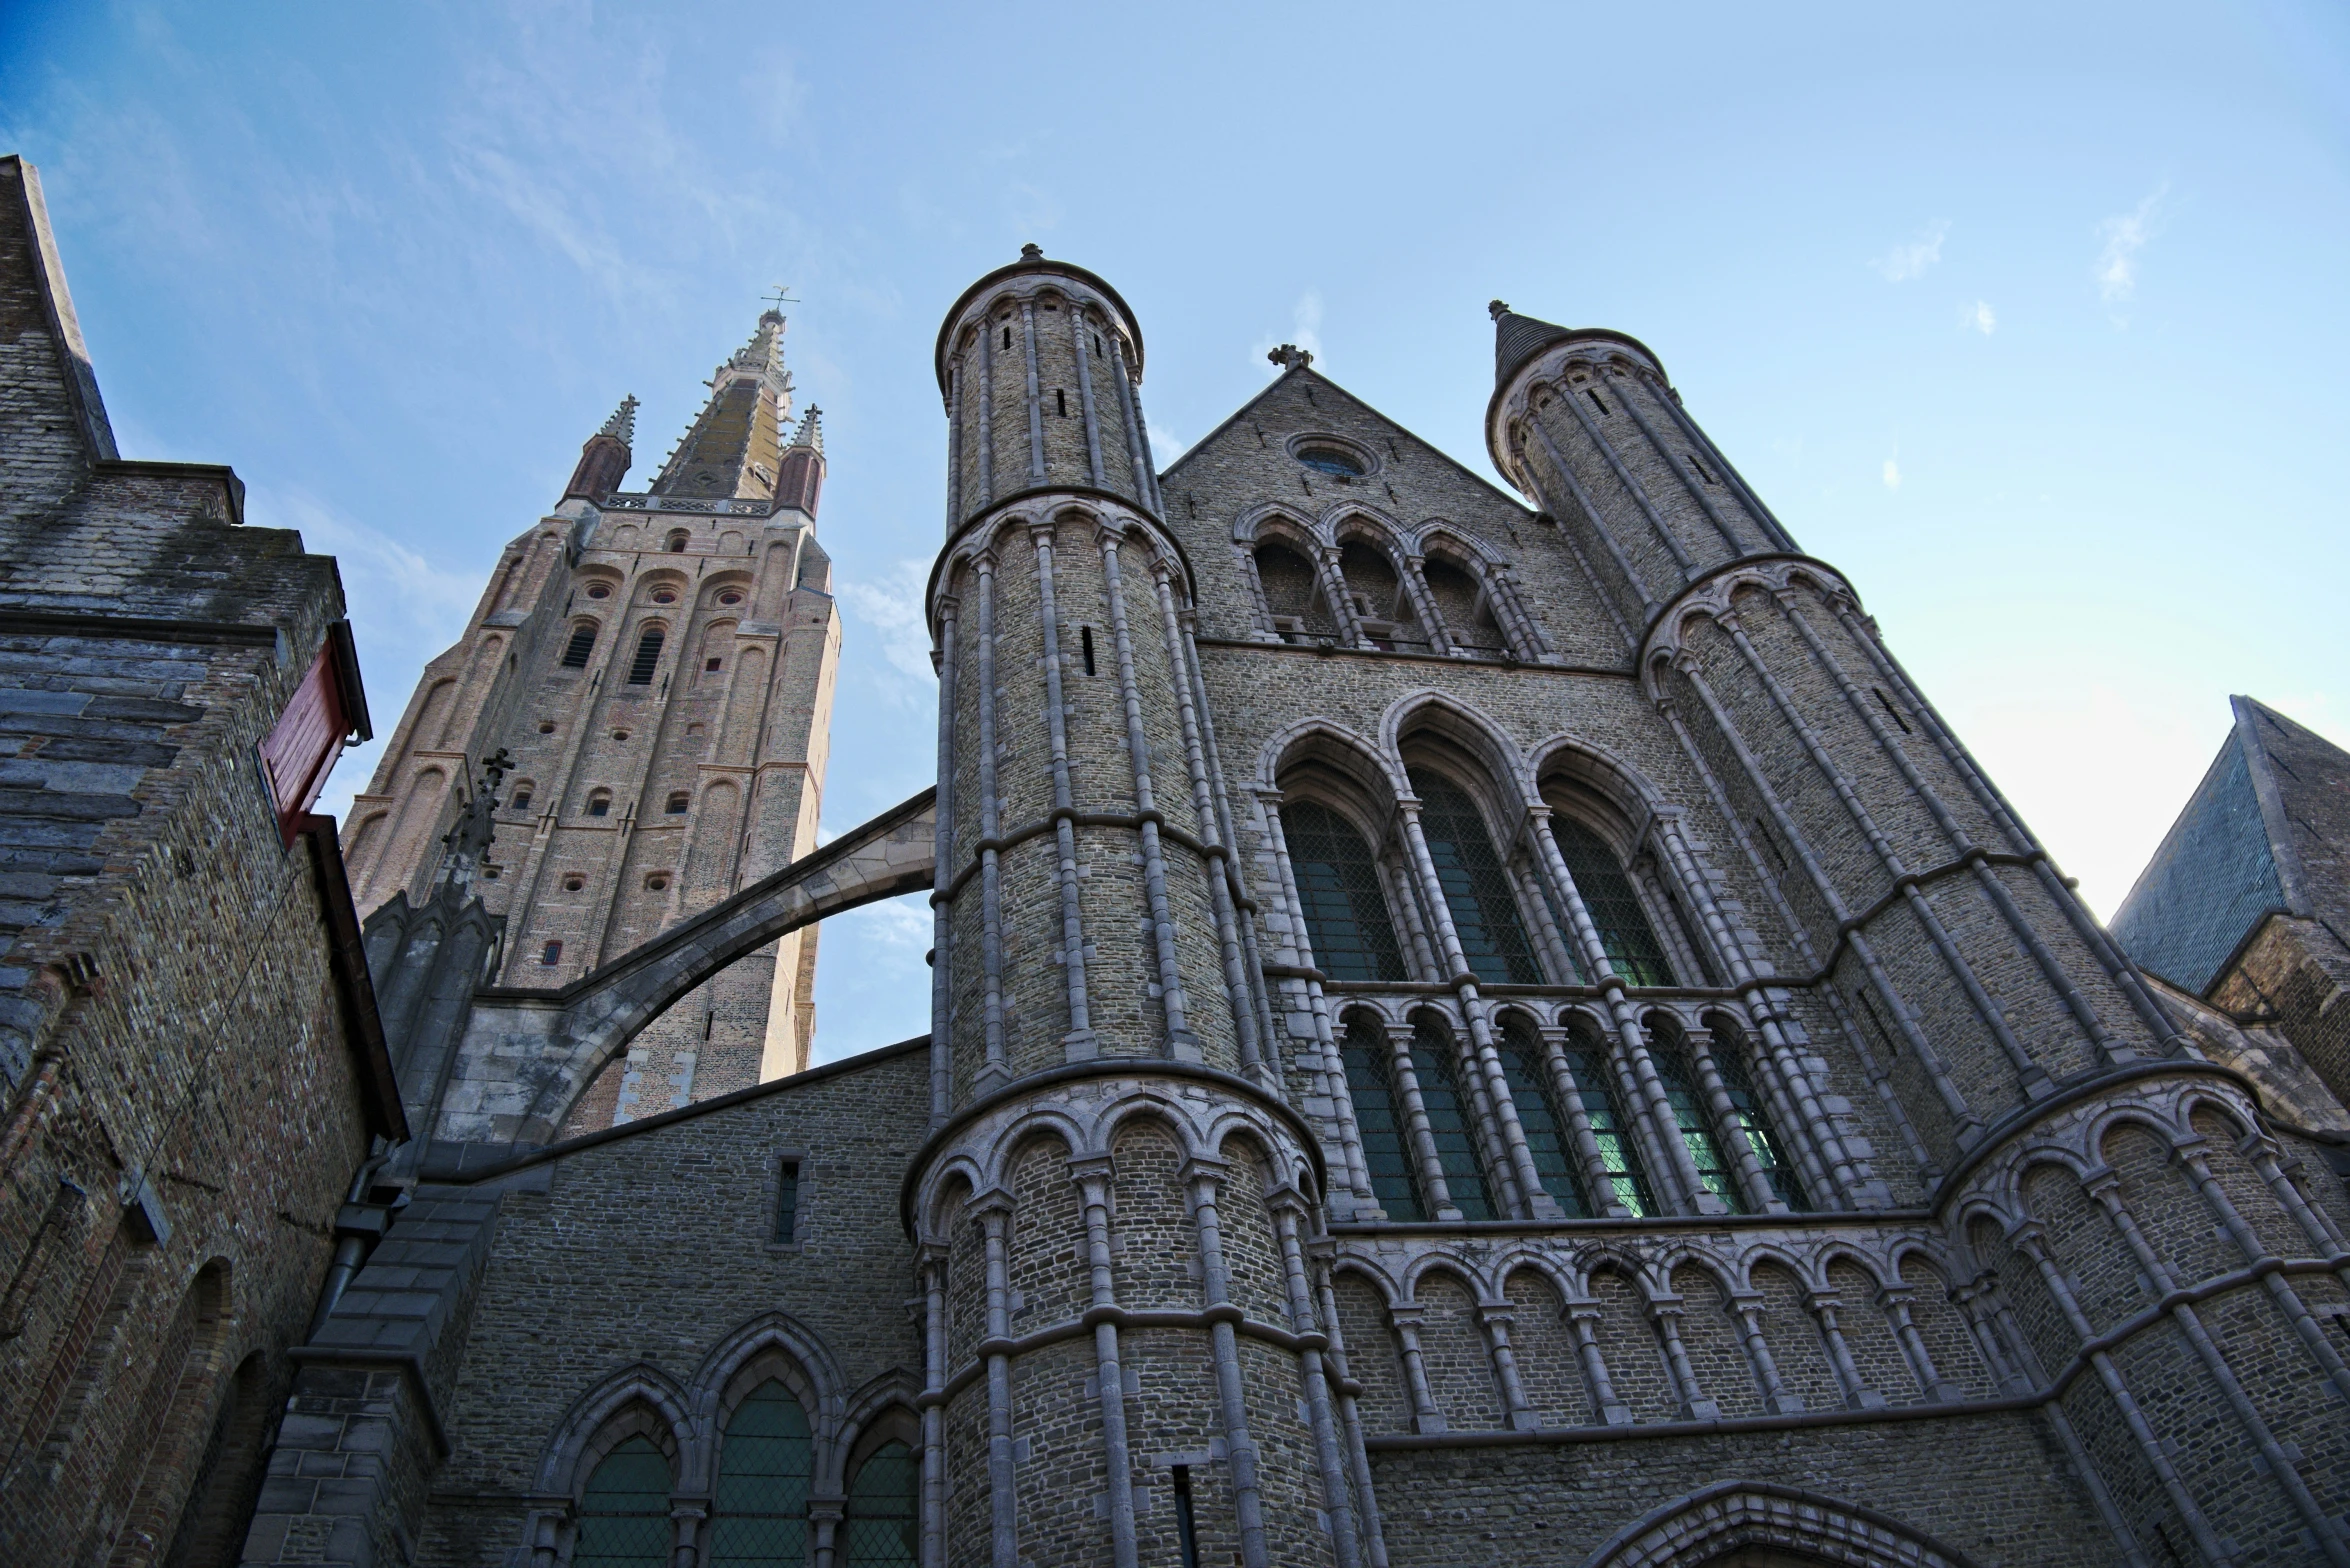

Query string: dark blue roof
2110 729 2284 993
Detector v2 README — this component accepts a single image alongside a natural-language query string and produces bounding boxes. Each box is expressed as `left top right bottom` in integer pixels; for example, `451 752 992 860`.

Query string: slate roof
2110 696 2350 994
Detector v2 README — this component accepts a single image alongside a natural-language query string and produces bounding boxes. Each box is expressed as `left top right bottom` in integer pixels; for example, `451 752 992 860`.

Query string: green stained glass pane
1284 802 1408 982
1410 1020 1493 1219
1341 1016 1423 1220
1651 1043 1745 1214
1552 817 1675 987
575 1436 672 1568
1715 1036 1807 1210
709 1382 812 1567
1498 1027 1590 1216
1560 1037 1652 1217
841 1441 920 1567
1409 771 1542 986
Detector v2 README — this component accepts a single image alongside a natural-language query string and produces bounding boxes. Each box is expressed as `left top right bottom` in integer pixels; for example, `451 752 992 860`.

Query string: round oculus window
651 590 678 604
585 584 611 599
1297 446 1366 477
718 591 744 606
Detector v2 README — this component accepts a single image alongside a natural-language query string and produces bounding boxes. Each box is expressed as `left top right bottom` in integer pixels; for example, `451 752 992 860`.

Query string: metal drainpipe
307 1144 398 1338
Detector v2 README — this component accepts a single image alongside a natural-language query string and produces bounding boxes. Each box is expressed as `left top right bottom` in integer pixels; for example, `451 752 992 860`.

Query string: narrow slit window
1411 1020 1494 1219
1586 388 1610 416
1171 1465 1203 1568
1001 325 1011 350
774 1159 800 1244
1871 686 1915 734
1093 332 1103 358
627 627 665 685
1686 452 1716 484
1079 626 1096 677
1055 387 1068 417
540 940 562 966
1340 1015 1422 1220
561 624 598 667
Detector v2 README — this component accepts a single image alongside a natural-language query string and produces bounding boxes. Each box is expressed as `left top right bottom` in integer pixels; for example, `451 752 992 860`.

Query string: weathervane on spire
763 283 800 311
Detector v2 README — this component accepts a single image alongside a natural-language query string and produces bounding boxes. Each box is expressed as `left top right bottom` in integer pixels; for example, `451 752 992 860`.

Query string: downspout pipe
307 1142 401 1338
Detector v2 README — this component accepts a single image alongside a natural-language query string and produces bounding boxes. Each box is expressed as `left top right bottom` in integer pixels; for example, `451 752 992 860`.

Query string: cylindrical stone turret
912 250 1369 1568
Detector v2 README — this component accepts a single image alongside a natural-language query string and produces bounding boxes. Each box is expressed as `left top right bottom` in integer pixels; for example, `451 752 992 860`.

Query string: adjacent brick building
0 154 401 1566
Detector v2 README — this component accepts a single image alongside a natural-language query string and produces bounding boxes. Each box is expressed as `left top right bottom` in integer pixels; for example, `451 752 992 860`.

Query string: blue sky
6 1 2346 1063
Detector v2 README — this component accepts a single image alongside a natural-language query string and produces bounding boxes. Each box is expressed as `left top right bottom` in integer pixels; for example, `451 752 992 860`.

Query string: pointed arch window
627 627 666 685
1340 1014 1422 1220
1560 1027 1652 1216
1283 802 1406 982
1497 1020 1590 1217
574 1435 673 1568
709 1380 813 1566
1411 1018 1493 1219
1252 540 1334 643
1551 817 1675 987
1409 770 1541 985
1650 1033 1743 1214
840 1440 920 1566
1714 1027 1807 1210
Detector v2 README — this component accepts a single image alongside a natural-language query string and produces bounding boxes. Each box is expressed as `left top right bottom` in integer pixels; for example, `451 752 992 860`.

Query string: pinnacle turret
562 394 639 501
789 404 823 455
597 394 639 444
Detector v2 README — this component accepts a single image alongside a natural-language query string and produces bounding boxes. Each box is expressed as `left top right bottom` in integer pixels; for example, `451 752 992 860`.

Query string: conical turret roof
1490 300 1578 388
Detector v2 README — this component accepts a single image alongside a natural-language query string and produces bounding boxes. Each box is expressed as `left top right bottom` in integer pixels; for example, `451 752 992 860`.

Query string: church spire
562 394 638 501
651 309 795 503
773 403 826 519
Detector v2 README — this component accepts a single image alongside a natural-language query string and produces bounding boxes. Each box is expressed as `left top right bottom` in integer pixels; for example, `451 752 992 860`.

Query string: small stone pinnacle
1020 243 1044 261
1489 299 1511 320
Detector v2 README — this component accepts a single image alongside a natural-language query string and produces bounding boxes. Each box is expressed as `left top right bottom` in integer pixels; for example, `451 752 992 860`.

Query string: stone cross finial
1489 299 1511 320
1268 343 1313 371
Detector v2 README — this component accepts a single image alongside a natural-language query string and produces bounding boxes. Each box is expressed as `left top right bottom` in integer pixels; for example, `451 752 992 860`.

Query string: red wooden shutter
261 644 350 843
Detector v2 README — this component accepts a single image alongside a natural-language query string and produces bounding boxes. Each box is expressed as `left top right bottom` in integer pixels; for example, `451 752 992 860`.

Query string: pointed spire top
598 394 639 445
1488 301 1669 391
790 405 824 454
651 308 796 501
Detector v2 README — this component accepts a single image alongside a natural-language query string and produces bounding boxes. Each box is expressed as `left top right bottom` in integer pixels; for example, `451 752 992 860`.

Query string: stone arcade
6 202 2350 1568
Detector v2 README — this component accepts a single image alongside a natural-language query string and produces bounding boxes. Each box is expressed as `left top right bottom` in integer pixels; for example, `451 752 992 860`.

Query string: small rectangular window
1001 325 1011 350
1079 626 1096 677
705 656 723 672
774 1159 800 1244
510 788 534 811
1055 387 1068 417
540 940 562 966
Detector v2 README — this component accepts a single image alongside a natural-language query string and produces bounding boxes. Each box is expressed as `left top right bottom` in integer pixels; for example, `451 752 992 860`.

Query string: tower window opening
774 1158 801 1244
666 530 689 553
611 728 630 741
538 719 556 735
706 656 724 672
665 792 690 814
718 590 744 606
652 589 678 604
1170 1465 1203 1568
540 941 562 966
1093 332 1103 357
628 628 665 685
1586 388 1610 416
560 624 598 668
509 785 534 811
1753 817 1788 872
1002 325 1011 350
1686 453 1716 484
562 875 586 891
646 874 670 892
1079 626 1096 677
1871 686 1915 734
1055 387 1068 417
585 582 612 599
587 793 611 818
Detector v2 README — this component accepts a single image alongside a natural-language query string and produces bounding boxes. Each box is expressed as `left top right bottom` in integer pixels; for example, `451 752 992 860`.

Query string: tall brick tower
915 249 1362 1568
343 310 841 1126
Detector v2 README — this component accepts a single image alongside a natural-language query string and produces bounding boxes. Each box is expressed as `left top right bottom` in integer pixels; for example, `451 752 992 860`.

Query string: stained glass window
1341 1015 1423 1221
1550 817 1675 987
840 1440 919 1567
1498 1022 1590 1217
1284 802 1408 982
574 1435 672 1568
1650 1038 1744 1214
1298 447 1365 477
1409 771 1541 985
1560 1031 1652 1217
1713 1033 1807 1210
708 1381 812 1567
1410 1019 1493 1219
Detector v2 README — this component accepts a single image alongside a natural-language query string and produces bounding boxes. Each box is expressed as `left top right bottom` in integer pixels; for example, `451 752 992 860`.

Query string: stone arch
1260 716 1408 807
533 1363 693 1496
94 1258 232 1567
1245 518 1337 643
1211 1128 1292 1324
1327 1261 1411 1435
1385 690 1533 817
1495 1259 1587 1427
1404 1260 1503 1431
1583 1257 1676 1421
608 522 642 550
1665 1254 1763 1417
1748 1253 1842 1413
1580 1480 1981 1567
836 1374 921 1500
1887 1246 1991 1402
156 1347 273 1568
1108 1111 1197 1310
1006 1127 1088 1326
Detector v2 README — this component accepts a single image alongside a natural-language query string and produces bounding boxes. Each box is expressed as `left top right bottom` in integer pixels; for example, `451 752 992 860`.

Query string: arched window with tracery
708 1380 813 1566
1408 769 1541 985
1336 538 1424 651
1282 801 1406 982
1422 554 1505 654
1550 816 1675 986
1411 1017 1493 1219
574 1435 673 1568
1340 1014 1423 1220
840 1439 919 1566
1251 539 1335 643
1648 1022 1742 1213
1497 1017 1590 1217
1560 1021 1652 1216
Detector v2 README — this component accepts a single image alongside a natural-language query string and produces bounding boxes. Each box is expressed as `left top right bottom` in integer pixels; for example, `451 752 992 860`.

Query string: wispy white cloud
836 558 937 705
1882 456 1902 490
1148 420 1187 467
1872 220 1949 281
1966 300 1996 334
1251 290 1325 374
2096 183 2169 305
